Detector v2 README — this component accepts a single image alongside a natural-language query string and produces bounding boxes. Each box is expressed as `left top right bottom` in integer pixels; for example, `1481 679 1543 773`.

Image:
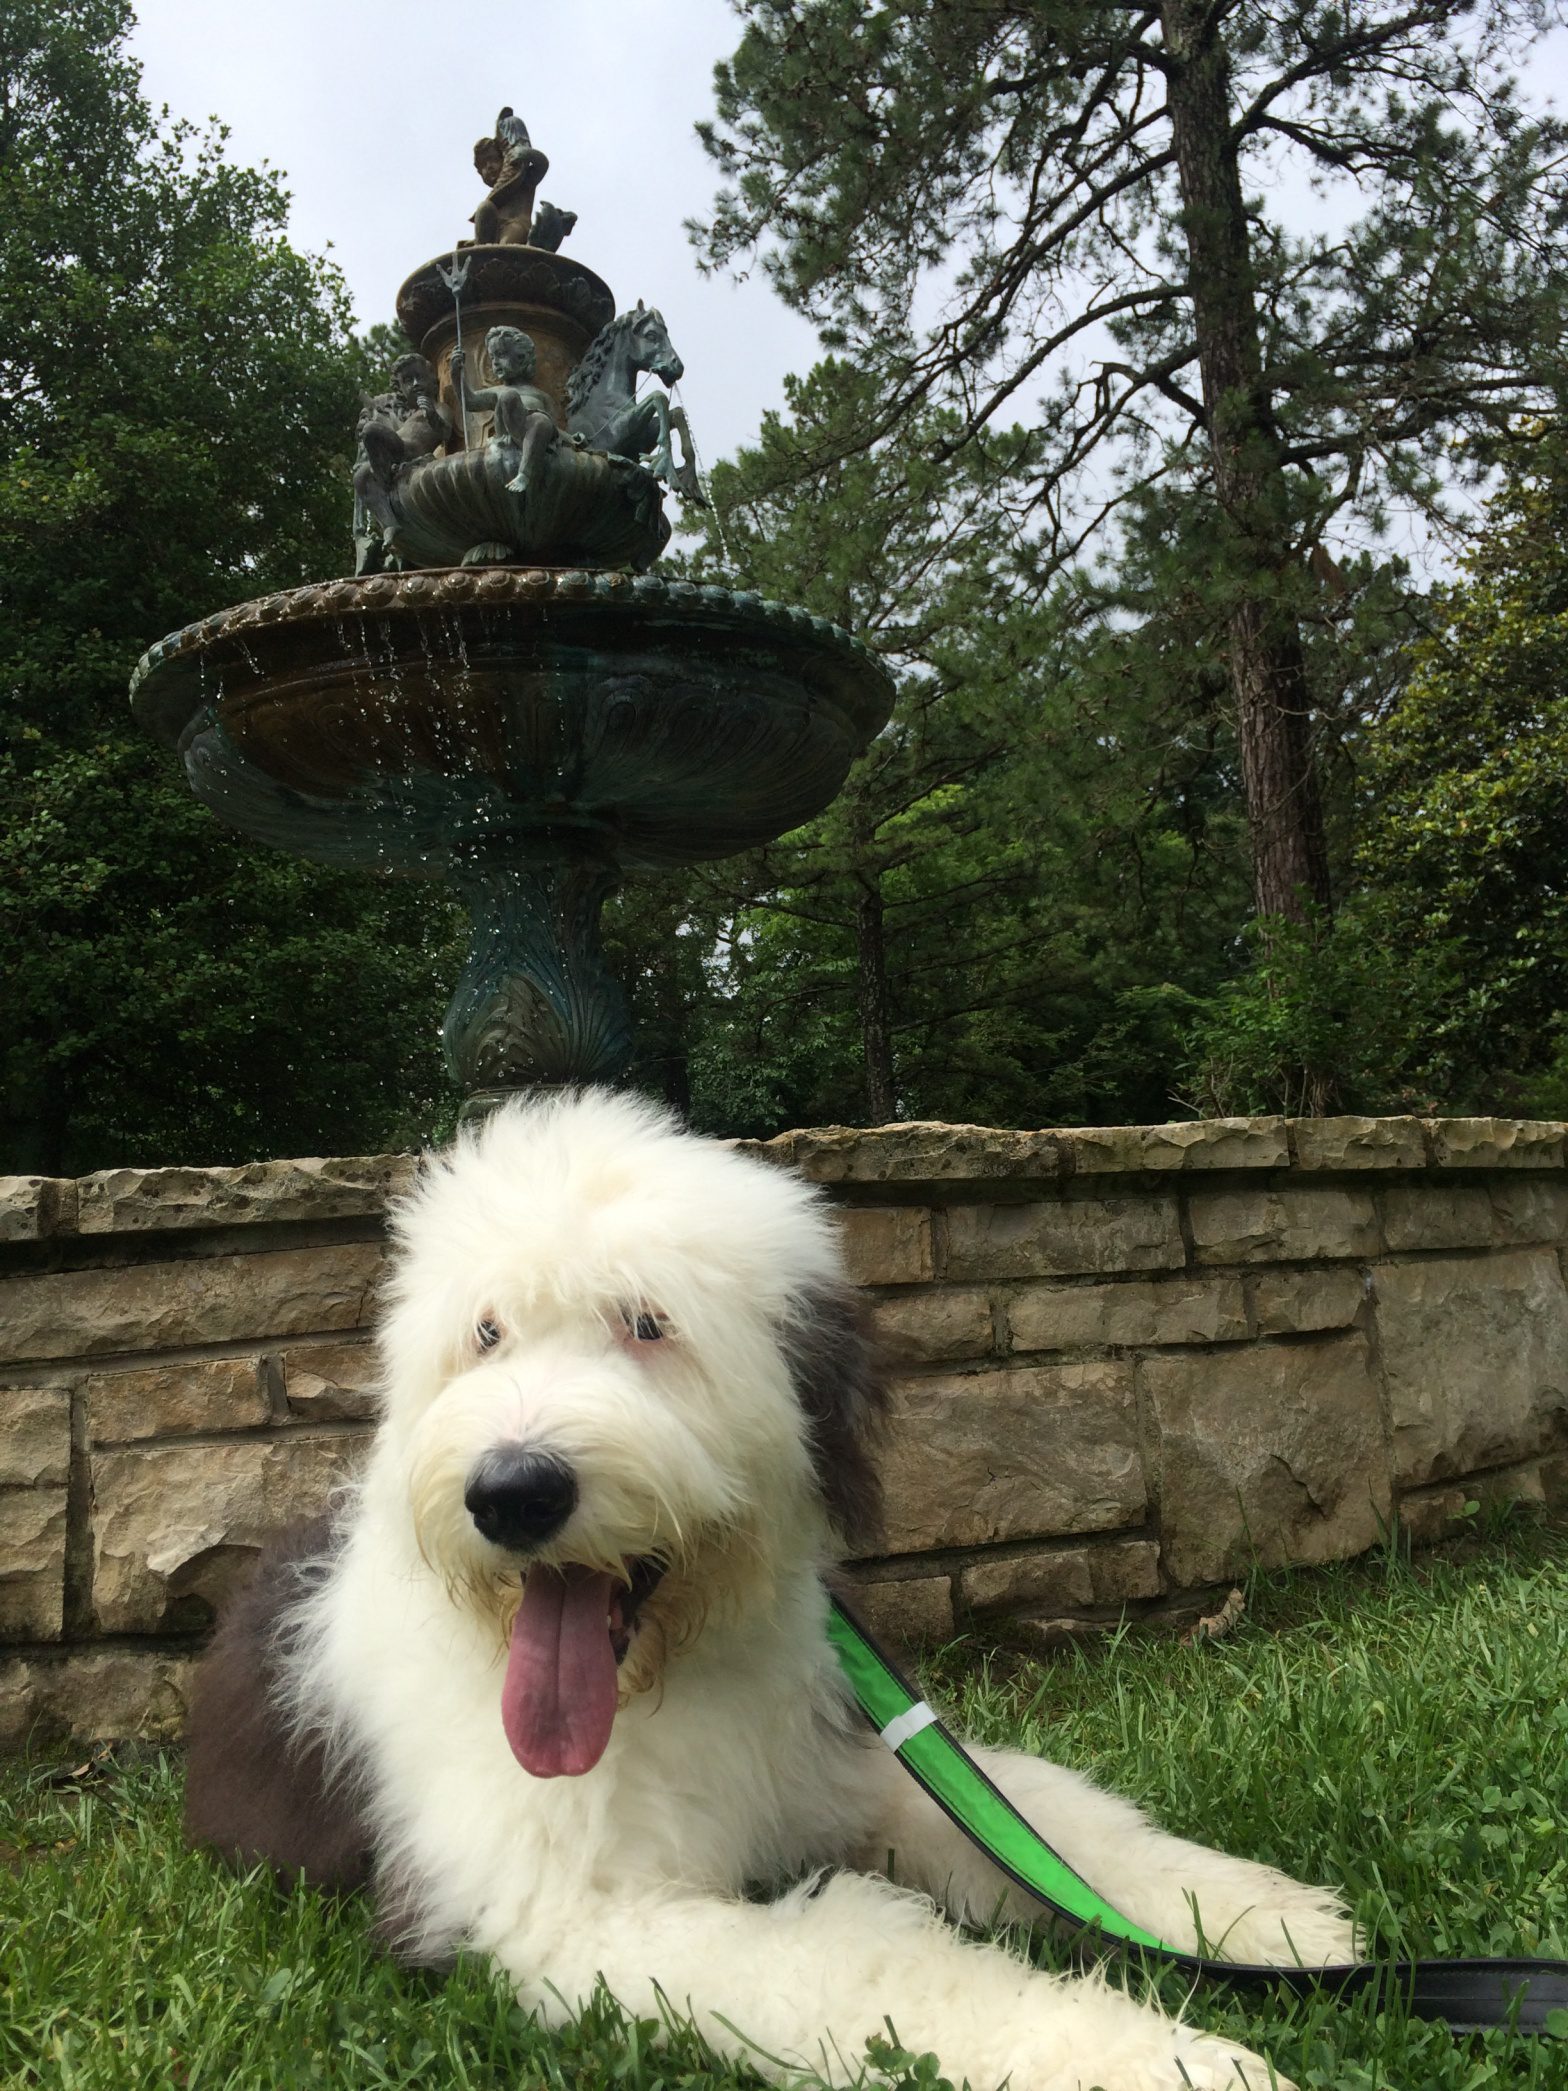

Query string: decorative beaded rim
129 568 892 707
396 245 616 344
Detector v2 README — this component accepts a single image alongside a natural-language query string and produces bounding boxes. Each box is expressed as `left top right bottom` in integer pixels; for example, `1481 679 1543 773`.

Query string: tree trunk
854 877 897 1123
1162 0 1333 922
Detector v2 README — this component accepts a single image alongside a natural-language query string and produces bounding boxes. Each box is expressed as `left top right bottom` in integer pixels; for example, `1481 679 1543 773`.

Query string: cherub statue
456 326 562 498
352 354 452 572
471 106 549 246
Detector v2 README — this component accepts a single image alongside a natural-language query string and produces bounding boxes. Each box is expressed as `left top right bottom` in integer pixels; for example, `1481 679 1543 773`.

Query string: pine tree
670 360 1242 1131
694 0 1568 927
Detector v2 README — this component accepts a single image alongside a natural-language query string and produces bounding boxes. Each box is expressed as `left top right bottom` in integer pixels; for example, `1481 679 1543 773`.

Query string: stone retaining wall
4 1115 1566 1749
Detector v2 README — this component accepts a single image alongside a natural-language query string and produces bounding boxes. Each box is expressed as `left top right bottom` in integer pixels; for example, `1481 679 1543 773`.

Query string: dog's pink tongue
502 1564 619 1778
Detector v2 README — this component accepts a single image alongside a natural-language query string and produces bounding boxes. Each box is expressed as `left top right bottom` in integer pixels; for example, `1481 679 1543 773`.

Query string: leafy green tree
0 0 462 1171
1357 424 1568 1100
694 0 1568 930
1186 425 1568 1114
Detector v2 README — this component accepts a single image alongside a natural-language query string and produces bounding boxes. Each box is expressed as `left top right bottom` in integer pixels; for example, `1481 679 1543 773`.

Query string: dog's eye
626 1310 666 1343
475 1316 503 1352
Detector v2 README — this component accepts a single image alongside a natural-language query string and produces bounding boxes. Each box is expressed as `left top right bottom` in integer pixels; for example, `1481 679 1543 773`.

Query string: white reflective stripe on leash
878 1700 939 1753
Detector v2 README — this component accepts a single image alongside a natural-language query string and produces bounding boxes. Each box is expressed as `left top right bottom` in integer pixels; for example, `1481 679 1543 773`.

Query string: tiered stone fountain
130 108 892 1111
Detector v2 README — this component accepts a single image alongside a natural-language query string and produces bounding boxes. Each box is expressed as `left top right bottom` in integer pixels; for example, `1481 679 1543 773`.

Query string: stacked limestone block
0 1158 408 1749
765 1117 1568 1644
3 1117 1566 1748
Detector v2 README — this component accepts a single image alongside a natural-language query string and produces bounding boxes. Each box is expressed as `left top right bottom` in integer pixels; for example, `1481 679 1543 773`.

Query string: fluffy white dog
186 1090 1355 2090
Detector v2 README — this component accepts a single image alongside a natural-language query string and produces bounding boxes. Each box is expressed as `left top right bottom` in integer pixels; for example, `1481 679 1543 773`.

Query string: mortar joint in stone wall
89 1417 373 1456
929 1207 950 1285
0 1326 380 1382
1360 1259 1399 1483
1394 1445 1566 1504
1131 1351 1161 1533
0 1215 393 1286
261 1352 291 1427
1175 1184 1201 1274
63 1385 93 1639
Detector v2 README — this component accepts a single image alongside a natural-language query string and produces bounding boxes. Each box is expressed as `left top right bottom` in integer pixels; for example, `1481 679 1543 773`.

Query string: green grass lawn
5 1520 1568 2090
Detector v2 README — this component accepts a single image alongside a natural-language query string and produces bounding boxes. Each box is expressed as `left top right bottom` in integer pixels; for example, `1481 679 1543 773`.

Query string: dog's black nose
464 1448 578 1551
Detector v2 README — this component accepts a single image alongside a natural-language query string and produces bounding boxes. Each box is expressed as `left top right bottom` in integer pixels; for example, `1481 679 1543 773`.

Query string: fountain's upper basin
129 569 894 873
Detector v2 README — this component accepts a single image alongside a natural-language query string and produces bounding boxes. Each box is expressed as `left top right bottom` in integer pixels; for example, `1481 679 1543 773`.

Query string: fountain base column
444 835 632 1105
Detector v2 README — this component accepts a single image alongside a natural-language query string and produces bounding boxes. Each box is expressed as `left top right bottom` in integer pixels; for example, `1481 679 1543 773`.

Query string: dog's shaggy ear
184 1516 370 1891
781 1283 889 1552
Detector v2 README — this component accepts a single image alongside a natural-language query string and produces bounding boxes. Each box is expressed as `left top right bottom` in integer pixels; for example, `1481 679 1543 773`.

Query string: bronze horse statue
566 304 706 507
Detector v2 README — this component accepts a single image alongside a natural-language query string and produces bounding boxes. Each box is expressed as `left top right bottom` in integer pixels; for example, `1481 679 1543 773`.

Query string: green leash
828 1595 1568 2034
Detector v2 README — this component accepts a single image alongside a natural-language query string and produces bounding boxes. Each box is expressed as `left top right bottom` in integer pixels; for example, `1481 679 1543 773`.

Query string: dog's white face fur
367 1090 871 1755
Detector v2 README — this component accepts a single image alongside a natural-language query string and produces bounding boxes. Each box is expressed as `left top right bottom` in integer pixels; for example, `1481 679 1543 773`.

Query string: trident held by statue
437 252 475 440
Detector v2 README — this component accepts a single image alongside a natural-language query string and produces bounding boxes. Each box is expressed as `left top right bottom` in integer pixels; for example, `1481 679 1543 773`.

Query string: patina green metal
446 842 630 1094
129 113 894 1108
131 570 892 1098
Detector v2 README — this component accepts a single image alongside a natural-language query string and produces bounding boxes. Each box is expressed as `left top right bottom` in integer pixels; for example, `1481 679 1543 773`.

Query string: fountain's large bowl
130 569 894 873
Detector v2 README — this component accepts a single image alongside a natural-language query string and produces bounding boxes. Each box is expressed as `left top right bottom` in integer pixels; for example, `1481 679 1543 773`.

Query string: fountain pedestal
446 836 629 1096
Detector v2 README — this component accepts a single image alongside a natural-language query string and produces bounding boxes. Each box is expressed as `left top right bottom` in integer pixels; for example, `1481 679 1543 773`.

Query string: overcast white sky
128 0 1568 483
126 0 820 467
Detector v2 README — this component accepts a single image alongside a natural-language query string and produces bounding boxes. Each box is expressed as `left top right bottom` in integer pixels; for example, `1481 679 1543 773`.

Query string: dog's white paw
1206 1886 1357 1969
1060 2052 1289 2091
1163 2028 1293 2090
1031 2005 1289 2091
